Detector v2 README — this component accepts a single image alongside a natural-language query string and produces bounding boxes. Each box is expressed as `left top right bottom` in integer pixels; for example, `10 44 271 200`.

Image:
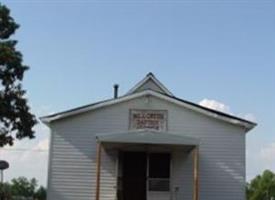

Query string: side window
148 153 170 191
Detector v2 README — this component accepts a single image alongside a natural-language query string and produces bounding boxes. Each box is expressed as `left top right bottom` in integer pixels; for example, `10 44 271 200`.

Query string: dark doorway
122 152 147 200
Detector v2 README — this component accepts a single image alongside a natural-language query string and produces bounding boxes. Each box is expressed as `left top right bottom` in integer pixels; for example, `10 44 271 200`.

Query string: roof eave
40 90 256 131
40 90 152 124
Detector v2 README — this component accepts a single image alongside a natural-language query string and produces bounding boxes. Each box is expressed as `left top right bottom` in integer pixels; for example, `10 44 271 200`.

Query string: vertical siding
47 95 246 200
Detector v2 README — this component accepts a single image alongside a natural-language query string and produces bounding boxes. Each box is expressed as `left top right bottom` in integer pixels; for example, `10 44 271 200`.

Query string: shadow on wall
49 111 123 200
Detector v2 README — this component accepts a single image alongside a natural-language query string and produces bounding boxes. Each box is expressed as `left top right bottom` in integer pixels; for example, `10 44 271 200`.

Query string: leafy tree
11 177 37 197
0 3 36 146
34 186 47 200
0 182 12 199
247 170 275 200
0 177 46 200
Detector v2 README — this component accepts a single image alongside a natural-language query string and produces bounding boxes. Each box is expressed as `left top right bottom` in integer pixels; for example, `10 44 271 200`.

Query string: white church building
41 73 256 200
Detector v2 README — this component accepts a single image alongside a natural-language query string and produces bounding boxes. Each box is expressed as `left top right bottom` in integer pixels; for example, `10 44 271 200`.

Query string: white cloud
0 130 50 186
240 113 256 122
246 142 275 181
199 98 231 113
0 106 52 186
33 138 49 151
198 98 256 123
260 143 275 168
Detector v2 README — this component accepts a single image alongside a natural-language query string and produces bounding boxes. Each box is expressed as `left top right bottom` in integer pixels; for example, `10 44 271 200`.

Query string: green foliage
11 177 37 197
0 177 46 200
0 182 12 199
34 186 47 200
0 3 36 146
247 170 275 200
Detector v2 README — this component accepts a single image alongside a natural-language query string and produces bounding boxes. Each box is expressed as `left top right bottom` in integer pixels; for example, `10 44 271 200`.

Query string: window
148 153 170 191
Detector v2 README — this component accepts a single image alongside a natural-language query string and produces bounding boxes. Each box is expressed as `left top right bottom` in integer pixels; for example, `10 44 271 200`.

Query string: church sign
129 109 167 131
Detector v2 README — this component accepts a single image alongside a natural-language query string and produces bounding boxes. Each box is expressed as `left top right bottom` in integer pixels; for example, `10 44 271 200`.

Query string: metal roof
41 89 256 131
40 73 256 132
96 130 200 146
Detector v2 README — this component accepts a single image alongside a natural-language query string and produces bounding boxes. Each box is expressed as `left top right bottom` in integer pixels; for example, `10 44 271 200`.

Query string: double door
119 152 171 200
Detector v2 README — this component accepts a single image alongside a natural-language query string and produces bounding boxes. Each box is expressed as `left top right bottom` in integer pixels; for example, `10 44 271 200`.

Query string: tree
0 3 36 147
0 182 12 200
34 186 47 200
0 177 47 200
247 170 275 200
11 177 37 198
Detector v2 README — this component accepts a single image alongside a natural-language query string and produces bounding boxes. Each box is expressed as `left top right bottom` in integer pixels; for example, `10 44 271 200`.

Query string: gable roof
127 72 174 96
40 89 256 132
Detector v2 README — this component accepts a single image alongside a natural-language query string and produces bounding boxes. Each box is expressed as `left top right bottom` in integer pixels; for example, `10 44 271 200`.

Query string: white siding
171 151 193 200
133 79 166 94
47 95 246 200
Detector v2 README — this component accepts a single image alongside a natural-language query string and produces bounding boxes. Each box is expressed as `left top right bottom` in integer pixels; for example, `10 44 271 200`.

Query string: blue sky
1 0 274 186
